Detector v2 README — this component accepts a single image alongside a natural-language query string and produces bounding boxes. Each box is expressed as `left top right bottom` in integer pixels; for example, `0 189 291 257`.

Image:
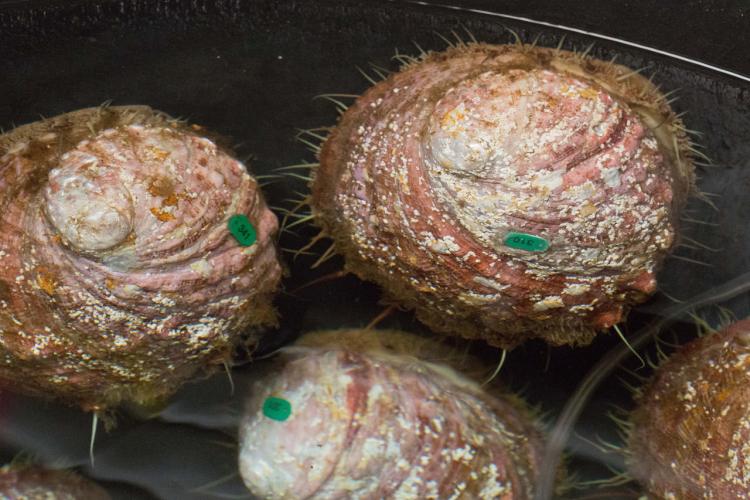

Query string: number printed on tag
503 232 549 252
228 214 257 246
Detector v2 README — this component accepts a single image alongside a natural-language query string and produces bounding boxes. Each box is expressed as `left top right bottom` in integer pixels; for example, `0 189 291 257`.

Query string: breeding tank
0 0 749 499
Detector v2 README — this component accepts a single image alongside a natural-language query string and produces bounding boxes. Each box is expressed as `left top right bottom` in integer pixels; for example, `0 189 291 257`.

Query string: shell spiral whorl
313 43 694 348
0 106 282 410
44 157 136 253
239 329 545 499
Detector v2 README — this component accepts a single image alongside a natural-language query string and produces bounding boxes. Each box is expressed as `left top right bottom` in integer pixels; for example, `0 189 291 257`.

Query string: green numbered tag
263 397 291 421
228 214 257 246
504 232 549 252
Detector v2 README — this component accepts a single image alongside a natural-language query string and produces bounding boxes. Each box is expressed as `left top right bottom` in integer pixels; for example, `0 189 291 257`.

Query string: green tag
504 232 549 252
263 397 291 421
228 214 257 246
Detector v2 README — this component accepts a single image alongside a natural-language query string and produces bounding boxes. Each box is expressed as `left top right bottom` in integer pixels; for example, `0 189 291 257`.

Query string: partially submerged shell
0 106 282 411
0 464 110 499
627 319 750 498
312 43 694 348
238 329 546 499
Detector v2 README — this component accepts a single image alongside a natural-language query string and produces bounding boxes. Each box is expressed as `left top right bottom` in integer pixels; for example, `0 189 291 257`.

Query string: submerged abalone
239 329 548 499
311 43 694 348
627 319 750 498
0 105 282 411
0 463 110 499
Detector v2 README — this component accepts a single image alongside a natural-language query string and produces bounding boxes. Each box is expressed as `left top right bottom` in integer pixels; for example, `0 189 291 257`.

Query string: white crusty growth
0 106 282 410
313 43 694 348
239 330 545 499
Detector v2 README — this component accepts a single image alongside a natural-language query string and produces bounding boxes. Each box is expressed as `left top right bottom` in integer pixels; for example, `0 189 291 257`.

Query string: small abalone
0 463 110 499
627 319 750 498
238 329 548 499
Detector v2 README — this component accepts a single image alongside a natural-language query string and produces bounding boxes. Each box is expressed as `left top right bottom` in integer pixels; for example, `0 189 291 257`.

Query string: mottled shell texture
0 464 110 500
628 319 750 499
313 43 694 348
0 106 281 410
239 329 545 499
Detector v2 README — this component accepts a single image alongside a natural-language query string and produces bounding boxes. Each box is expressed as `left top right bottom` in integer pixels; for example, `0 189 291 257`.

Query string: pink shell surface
239 344 543 499
314 45 690 348
0 107 282 410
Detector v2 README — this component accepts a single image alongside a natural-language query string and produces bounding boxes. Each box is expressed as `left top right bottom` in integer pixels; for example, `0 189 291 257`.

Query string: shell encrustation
0 106 282 411
239 329 546 499
0 463 110 500
627 319 750 498
312 43 694 348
